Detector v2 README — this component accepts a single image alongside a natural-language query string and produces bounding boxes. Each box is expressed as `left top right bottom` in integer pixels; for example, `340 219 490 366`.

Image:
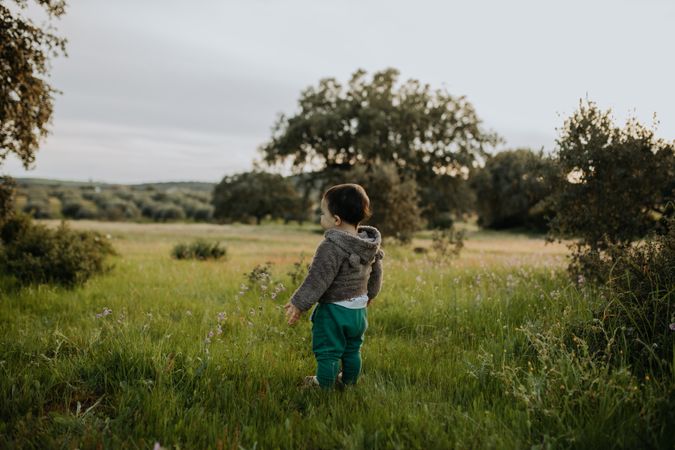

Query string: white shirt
331 293 368 309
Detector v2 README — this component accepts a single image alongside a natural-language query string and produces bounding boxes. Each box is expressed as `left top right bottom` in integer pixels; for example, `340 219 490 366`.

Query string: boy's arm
289 240 341 312
367 248 385 301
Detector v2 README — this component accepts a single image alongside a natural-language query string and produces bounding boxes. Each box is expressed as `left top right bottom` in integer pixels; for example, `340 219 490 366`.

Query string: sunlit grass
0 222 670 449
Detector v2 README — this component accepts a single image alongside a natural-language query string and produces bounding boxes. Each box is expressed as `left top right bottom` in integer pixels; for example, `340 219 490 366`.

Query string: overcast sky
4 0 674 184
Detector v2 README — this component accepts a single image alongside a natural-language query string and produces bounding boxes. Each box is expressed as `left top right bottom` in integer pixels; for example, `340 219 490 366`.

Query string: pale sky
4 0 674 184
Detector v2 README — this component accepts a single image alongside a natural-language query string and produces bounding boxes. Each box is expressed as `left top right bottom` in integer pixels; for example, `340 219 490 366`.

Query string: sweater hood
324 225 382 267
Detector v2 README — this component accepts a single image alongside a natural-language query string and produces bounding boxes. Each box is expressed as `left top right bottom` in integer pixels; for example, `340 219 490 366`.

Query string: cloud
4 120 260 184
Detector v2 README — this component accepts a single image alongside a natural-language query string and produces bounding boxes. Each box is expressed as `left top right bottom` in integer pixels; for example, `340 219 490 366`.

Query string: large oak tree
259 68 500 226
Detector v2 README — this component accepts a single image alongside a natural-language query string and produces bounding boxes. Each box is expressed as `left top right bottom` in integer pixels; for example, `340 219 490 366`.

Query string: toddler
284 183 384 389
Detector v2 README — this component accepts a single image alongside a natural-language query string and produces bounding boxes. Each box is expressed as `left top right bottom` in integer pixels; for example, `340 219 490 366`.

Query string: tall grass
0 223 672 449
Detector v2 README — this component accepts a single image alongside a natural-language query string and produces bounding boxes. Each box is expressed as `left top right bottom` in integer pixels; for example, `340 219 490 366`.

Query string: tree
469 148 559 231
323 162 424 242
212 171 304 225
549 100 674 245
259 68 499 219
546 100 675 280
419 174 475 229
0 0 67 222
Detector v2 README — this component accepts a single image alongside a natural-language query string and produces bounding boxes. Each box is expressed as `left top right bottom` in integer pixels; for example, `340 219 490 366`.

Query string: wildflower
153 443 162 450
217 312 226 323
216 324 223 335
208 330 214 339
669 323 675 331
577 274 585 285
186 310 193 317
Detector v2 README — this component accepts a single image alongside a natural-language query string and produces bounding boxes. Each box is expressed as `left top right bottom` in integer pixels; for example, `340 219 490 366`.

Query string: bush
62 200 99 219
430 227 466 261
0 176 16 225
469 148 558 231
154 205 185 222
574 219 675 374
0 214 116 287
22 196 52 219
171 239 226 260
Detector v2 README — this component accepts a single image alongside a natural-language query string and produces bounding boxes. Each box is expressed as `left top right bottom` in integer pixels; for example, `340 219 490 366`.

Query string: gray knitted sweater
289 225 384 312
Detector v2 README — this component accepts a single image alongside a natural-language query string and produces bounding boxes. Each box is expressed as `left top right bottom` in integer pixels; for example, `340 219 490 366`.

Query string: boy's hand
367 298 372 307
284 302 302 325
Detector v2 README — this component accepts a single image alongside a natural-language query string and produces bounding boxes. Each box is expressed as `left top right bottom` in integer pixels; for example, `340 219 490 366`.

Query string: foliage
242 261 286 301
430 227 466 261
419 174 475 229
490 321 665 449
470 148 558 231
572 219 675 374
259 68 498 222
0 213 115 287
22 193 52 218
15 180 215 222
0 175 16 225
212 171 304 225
547 100 674 250
325 162 424 242
171 239 226 261
286 253 309 289
0 0 67 169
260 68 499 178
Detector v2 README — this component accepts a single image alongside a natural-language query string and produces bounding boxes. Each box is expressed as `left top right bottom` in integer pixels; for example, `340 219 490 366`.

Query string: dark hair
323 183 372 226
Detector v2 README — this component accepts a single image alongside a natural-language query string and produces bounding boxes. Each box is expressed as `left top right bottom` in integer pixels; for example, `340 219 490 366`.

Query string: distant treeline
15 180 215 222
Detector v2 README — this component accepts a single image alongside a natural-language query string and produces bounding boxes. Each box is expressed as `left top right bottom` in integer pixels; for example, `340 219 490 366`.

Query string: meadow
0 221 672 449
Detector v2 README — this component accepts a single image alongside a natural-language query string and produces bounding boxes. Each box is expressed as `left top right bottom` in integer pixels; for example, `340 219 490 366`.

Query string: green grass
1 222 672 449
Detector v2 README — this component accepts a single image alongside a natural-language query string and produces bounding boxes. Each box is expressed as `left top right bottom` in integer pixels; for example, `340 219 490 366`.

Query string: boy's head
320 183 372 229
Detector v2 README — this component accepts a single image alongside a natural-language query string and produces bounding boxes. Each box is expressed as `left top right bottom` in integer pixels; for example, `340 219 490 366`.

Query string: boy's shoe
335 372 345 391
300 374 346 390
301 375 320 389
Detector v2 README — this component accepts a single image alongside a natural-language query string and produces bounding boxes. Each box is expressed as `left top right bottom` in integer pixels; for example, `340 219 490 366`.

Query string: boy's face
320 197 338 230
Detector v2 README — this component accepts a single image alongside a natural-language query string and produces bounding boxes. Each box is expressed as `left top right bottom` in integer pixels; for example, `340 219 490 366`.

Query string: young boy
284 183 384 389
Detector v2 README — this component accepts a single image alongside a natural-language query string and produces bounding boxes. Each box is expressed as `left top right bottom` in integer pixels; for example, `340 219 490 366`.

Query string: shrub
62 200 99 219
430 227 466 261
171 239 226 260
0 176 16 225
22 196 52 219
574 218 675 374
191 205 214 221
154 205 185 222
102 199 140 221
547 100 674 277
241 261 286 300
469 148 558 231
287 254 309 288
0 214 116 287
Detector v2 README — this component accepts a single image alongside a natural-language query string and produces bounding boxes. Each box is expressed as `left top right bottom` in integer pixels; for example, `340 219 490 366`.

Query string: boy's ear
334 215 342 225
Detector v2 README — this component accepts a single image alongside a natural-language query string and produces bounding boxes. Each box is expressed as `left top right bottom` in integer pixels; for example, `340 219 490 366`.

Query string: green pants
310 302 368 389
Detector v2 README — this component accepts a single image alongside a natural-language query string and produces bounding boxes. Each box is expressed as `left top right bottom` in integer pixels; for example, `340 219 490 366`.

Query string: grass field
1 221 672 449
